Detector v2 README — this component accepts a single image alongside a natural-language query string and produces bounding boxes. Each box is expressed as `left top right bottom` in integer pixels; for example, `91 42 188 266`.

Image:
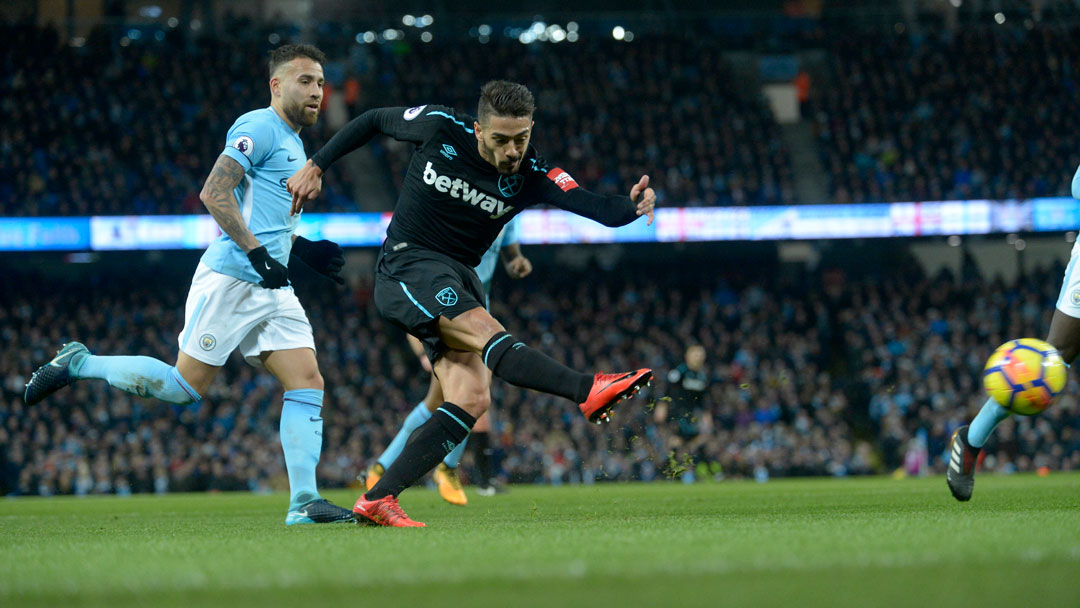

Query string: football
983 338 1067 416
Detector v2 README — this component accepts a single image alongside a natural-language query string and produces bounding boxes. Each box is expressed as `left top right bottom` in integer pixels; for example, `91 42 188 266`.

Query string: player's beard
479 141 520 175
285 100 318 128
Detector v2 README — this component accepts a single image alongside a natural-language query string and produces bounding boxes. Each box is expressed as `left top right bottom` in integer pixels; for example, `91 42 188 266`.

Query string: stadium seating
3 255 1076 496
809 25 1080 203
0 22 791 215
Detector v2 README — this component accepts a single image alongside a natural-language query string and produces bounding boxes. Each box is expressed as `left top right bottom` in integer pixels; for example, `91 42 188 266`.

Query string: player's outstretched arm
288 106 437 214
200 154 288 288
544 169 656 227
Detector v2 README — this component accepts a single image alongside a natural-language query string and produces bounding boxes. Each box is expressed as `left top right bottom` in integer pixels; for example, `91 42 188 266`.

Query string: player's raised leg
25 344 208 407
354 350 488 527
441 307 652 423
262 347 354 525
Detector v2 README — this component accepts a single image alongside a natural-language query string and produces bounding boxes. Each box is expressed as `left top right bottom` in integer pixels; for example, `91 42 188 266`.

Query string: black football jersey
313 105 640 267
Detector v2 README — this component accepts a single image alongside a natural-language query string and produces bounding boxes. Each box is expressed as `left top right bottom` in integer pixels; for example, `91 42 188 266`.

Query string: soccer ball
983 338 1067 416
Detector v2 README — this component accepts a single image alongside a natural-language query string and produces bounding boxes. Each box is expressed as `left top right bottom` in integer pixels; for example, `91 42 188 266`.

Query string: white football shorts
177 263 315 367
1056 240 1080 319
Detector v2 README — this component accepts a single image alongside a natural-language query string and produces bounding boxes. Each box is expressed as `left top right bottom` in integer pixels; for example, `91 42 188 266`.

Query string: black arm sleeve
547 187 640 227
311 105 444 171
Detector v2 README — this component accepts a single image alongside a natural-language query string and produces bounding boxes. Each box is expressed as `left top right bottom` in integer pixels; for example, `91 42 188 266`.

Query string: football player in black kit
287 80 655 527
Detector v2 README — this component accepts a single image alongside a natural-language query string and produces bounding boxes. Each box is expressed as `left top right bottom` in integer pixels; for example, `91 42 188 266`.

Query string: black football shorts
373 239 487 363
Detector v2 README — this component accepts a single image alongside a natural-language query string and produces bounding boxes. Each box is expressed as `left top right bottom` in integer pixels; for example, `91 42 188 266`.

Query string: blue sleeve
1072 164 1080 200
221 114 276 173
502 215 521 246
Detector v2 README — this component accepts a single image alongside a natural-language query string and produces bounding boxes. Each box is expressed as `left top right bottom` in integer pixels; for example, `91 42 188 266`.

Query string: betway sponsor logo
423 162 514 219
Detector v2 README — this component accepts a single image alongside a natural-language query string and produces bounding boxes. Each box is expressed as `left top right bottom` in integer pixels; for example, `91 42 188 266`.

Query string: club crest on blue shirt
436 287 458 307
232 136 254 158
498 174 524 197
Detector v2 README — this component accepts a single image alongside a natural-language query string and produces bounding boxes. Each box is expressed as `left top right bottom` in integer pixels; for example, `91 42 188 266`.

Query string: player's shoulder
395 104 474 144
526 148 581 193
230 107 278 128
226 108 283 143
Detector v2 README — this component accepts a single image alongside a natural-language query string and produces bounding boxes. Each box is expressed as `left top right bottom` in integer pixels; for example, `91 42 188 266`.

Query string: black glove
290 236 345 285
247 246 290 289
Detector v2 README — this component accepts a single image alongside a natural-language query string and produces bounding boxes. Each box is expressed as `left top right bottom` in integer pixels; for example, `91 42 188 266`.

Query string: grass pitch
2 474 1078 608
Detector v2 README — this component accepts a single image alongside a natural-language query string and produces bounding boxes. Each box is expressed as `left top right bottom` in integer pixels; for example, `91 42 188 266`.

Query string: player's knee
445 308 505 352
1058 343 1079 366
306 371 325 391
443 380 490 417
455 391 490 419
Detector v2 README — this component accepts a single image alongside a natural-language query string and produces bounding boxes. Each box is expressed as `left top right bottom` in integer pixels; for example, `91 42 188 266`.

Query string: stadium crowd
10 18 1080 214
2 20 793 215
810 24 1080 203
3 253 1078 497
0 21 358 217
360 35 794 208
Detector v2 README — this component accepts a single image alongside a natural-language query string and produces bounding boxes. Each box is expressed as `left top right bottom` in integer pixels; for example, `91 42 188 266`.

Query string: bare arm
199 155 260 252
499 241 523 264
499 241 532 279
406 334 432 372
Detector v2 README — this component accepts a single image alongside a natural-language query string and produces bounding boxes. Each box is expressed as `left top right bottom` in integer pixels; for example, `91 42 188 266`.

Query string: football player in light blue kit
24 45 355 524
363 217 532 504
947 164 1080 501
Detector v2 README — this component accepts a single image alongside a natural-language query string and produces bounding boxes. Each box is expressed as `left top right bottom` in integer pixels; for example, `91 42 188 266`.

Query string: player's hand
247 246 290 289
629 175 656 226
505 255 533 279
290 236 345 285
287 160 323 216
418 352 432 373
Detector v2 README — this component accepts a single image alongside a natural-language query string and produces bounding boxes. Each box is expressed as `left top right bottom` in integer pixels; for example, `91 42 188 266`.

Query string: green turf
2 474 1078 608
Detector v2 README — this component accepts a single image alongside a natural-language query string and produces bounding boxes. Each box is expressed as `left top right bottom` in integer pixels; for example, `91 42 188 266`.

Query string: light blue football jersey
201 107 307 284
475 215 521 296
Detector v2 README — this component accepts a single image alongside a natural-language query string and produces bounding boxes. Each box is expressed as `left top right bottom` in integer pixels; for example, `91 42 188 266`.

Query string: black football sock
366 402 476 500
472 431 494 485
482 332 593 403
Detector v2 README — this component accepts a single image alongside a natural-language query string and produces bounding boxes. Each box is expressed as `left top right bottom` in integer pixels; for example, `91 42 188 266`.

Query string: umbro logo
441 144 457 160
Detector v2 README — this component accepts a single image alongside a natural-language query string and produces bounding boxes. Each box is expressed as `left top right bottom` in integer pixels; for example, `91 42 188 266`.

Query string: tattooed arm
199 155 260 252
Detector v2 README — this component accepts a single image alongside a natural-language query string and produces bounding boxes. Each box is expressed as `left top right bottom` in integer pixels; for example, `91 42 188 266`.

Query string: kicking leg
440 307 651 422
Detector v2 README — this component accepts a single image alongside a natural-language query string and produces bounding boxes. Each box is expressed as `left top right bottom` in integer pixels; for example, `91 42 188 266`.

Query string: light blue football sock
281 389 324 509
443 433 470 469
967 398 1011 448
377 402 432 469
73 355 201 404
